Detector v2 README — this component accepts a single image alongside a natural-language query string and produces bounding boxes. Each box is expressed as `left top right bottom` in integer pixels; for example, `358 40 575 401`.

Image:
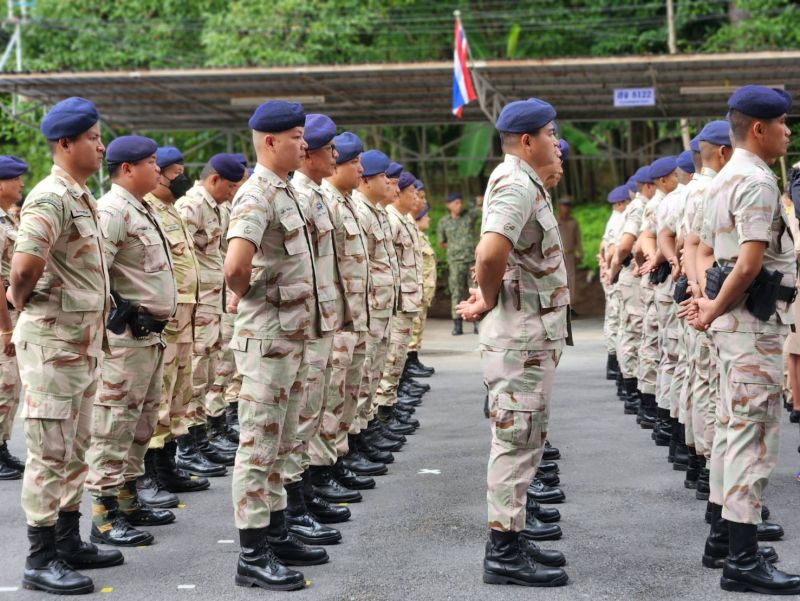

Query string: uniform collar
733 147 777 180
700 166 718 178
111 183 147 213
143 192 169 212
292 170 323 194
51 164 93 200
321 179 348 203
254 163 288 189
191 183 221 209
503 154 545 187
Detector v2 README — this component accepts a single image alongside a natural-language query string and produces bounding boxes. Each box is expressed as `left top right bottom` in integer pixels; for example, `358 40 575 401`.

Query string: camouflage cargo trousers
638 287 659 396
448 260 472 319
709 329 786 525
231 337 310 530
654 295 679 411
483 344 562 532
309 330 367 465
354 316 391 431
0 311 20 441
189 309 223 425
85 343 165 497
16 341 98 527
603 283 620 356
689 329 717 458
283 336 333 485
150 303 193 449
375 311 418 408
207 310 241 415
672 318 692 445
616 282 644 379
408 304 430 353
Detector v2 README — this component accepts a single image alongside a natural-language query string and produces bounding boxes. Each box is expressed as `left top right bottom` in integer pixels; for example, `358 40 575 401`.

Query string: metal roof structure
0 50 799 132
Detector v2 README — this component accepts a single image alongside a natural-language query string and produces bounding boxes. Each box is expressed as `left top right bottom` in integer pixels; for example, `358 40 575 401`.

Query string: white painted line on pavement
418 468 441 475
217 539 234 544
177 584 196 589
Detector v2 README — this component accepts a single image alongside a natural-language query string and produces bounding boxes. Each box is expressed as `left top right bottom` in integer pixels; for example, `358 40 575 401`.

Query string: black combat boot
623 378 640 415
606 353 620 381
90 496 154 547
190 425 235 467
54 510 124 570
527 479 565 504
615 371 625 400
266 510 329 566
226 402 240 435
527 498 560 523
521 512 562 541
393 407 420 429
637 393 657 429
354 433 394 464
535 470 560 488
518 537 566 568
332 459 375 490
363 428 403 452
309 465 362 503
176 433 227 477
365 419 405 444
696 465 711 501
208 414 239 450
684 451 701 489
483 530 568 587
720 522 800 594
137 450 180 508
235 527 305 591
757 521 784 542
0 459 20 480
702 504 778 569
672 423 689 471
376 406 415 436
538 461 559 475
483 391 490 419
302 471 351 524
22 526 94 595
118 479 175 527
342 436 388 476
0 440 25 472
156 440 213 490
542 440 560 461
400 376 430 394
652 408 672 446
404 351 434 378
452 318 463 336
667 418 679 463
285 480 341 545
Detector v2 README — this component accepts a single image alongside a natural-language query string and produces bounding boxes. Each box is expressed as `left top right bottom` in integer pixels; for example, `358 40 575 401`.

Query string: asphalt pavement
0 318 799 600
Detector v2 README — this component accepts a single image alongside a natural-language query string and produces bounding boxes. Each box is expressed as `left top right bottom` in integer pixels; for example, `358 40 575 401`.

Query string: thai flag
452 13 477 118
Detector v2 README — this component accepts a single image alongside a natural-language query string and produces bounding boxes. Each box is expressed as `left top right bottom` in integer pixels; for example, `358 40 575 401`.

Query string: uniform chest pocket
343 219 365 256
280 211 310 256
137 231 169 273
399 234 416 267
67 211 99 265
313 211 335 257
371 222 385 242
204 220 221 254
535 208 562 259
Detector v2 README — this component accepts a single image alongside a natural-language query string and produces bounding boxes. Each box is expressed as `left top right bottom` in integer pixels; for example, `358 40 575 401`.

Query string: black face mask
167 173 191 199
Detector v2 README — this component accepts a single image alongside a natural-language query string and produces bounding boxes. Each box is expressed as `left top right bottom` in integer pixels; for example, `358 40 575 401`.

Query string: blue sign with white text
614 88 656 107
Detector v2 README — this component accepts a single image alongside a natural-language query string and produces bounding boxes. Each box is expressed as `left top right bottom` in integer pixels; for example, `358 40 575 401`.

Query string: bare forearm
8 256 44 310
658 229 677 261
695 243 715 292
683 236 699 281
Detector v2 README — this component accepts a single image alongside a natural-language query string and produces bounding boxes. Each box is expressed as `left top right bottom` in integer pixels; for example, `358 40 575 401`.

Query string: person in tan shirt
557 197 583 311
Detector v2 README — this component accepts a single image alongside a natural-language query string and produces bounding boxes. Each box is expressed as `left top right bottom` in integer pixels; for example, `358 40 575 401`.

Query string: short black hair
200 163 217 180
728 109 756 143
499 128 544 151
46 135 80 155
107 162 122 179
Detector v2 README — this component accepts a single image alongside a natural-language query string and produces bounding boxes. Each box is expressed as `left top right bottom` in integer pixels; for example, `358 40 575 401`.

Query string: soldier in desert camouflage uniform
177 154 244 465
0 156 27 480
457 98 569 588
9 97 122 595
407 194 437 362
688 86 800 594
224 101 329 592
85 136 177 548
140 146 215 505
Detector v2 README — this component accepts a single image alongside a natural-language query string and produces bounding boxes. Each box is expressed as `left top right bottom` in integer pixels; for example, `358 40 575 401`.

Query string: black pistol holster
673 275 690 303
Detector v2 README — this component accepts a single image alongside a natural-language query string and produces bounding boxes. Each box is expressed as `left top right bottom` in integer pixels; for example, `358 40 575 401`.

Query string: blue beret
690 135 700 153
248 100 305 133
304 114 337 151
496 98 557 133
447 192 462 203
398 172 416 190
40 97 100 141
633 166 653 185
697 120 732 147
360 150 390 177
416 203 430 220
333 132 363 164
559 139 570 162
728 85 792 119
386 162 403 178
648 156 678 180
156 146 184 169
0 156 27 180
608 185 629 204
677 150 695 174
232 153 248 168
625 177 637 193
209 153 246 182
105 135 158 165
414 179 424 191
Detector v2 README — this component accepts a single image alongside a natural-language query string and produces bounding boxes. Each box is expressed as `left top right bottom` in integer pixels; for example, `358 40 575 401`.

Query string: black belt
133 312 168 334
777 285 797 304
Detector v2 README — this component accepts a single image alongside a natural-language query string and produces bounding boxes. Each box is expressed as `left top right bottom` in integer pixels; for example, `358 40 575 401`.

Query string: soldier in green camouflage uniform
0 156 26 479
177 156 243 456
10 98 122 595
85 136 178 547
690 87 800 594
457 98 568 587
225 101 330 592
437 192 481 334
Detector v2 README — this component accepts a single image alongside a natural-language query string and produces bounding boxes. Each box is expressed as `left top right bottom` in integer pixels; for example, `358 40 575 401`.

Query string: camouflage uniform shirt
437 206 480 262
353 190 398 320
386 204 422 314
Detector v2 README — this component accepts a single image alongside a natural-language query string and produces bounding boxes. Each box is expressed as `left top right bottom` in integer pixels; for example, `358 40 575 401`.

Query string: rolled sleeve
481 184 531 247
734 181 774 244
14 194 65 261
227 193 269 248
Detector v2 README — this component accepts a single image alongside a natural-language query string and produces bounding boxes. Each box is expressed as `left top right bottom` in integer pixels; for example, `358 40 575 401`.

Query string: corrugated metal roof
1 51 798 130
